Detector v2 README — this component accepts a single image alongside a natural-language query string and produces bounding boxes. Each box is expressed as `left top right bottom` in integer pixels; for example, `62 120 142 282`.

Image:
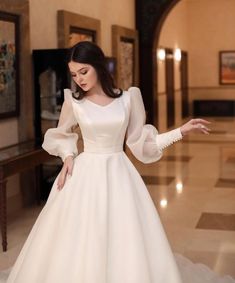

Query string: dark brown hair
67 41 122 100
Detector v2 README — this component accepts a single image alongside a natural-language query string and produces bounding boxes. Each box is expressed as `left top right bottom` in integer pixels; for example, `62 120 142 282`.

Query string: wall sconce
157 48 166 61
174 48 181 61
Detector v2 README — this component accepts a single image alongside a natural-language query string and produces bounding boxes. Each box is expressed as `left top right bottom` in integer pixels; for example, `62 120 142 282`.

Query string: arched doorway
136 0 180 125
137 0 235 126
152 0 181 128
153 0 191 129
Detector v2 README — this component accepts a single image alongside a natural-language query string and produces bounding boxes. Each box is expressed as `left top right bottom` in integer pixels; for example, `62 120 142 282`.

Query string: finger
198 124 211 133
57 174 62 188
194 123 204 130
57 177 65 190
197 118 211 124
191 118 202 125
57 180 62 190
67 162 74 177
57 183 62 191
201 128 210 135
193 118 201 124
190 119 197 125
57 177 66 190
193 123 201 129
57 168 68 190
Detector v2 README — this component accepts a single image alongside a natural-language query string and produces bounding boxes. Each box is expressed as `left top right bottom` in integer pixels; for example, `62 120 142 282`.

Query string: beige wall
29 0 135 55
188 0 235 87
159 0 188 52
156 0 235 130
159 0 235 88
0 0 135 215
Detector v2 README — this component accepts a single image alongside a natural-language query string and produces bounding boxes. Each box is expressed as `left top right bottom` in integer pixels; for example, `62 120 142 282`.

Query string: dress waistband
83 144 124 154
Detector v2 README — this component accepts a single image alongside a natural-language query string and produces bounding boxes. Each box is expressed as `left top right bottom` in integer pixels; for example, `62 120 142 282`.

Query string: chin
80 85 90 92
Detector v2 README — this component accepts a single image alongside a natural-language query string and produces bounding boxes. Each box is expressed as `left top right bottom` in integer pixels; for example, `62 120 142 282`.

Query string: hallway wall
157 0 235 131
29 0 135 55
188 0 235 87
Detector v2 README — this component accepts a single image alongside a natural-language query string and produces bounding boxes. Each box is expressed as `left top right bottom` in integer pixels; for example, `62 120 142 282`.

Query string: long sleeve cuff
155 128 183 151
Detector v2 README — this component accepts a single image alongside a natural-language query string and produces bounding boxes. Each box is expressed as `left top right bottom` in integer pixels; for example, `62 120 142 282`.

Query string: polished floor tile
196 212 235 231
211 130 228 134
215 178 235 188
142 175 175 185
226 157 235 163
161 155 192 162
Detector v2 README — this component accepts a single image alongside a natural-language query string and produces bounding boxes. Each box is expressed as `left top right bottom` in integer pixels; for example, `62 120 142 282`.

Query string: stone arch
152 0 180 125
136 0 180 124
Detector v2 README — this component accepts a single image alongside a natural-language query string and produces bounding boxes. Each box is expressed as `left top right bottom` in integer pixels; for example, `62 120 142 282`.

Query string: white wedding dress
0 87 234 282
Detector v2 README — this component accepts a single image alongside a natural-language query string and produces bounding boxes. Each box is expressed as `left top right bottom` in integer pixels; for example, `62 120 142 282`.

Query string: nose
74 74 82 83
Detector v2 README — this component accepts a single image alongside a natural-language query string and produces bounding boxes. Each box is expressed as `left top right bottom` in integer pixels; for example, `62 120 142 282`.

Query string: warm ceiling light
174 48 181 61
157 48 166 61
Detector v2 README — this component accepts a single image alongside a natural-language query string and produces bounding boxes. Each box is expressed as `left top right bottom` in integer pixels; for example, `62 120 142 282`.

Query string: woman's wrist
180 126 186 137
64 154 74 163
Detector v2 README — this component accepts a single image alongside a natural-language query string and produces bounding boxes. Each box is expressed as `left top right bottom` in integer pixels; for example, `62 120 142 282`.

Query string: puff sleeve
42 89 79 162
126 87 183 164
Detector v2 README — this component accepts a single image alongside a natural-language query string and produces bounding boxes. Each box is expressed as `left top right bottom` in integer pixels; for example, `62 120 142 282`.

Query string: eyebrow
70 67 87 73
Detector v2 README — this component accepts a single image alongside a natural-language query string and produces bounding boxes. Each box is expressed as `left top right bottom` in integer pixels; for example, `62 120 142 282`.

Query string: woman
1 41 234 282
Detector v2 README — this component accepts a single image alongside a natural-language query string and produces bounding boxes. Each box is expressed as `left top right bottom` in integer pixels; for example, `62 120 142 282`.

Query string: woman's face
68 61 99 92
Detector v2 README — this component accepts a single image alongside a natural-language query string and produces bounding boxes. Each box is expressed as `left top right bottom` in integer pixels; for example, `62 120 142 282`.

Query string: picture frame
69 26 95 47
0 11 20 119
112 25 139 89
57 10 101 48
219 51 235 85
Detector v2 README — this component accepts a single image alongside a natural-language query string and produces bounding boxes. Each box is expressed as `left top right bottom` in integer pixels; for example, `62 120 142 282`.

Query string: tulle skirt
0 152 234 283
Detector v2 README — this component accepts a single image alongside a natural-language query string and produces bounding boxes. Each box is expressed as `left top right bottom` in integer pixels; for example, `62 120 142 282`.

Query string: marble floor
1 117 235 278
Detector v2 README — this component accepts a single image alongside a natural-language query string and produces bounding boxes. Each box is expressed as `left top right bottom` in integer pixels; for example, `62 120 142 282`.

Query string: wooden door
181 51 189 118
165 49 175 128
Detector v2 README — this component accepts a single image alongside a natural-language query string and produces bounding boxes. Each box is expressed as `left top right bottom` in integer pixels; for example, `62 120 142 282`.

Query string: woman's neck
86 83 106 97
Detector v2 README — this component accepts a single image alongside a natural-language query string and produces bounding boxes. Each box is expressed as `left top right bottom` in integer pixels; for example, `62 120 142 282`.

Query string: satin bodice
72 94 129 154
42 87 182 163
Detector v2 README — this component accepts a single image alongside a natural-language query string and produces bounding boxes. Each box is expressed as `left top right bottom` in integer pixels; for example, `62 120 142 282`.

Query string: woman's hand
180 118 211 136
57 155 74 190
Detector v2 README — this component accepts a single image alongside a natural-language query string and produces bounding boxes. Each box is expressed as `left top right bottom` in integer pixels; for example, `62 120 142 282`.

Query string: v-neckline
84 97 118 108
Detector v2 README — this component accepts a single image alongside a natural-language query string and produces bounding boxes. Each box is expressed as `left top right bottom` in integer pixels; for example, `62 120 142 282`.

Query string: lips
80 84 87 88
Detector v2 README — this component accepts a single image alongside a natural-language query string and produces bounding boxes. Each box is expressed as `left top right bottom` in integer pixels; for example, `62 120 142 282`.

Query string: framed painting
219 51 235 85
0 11 20 119
69 26 95 47
57 10 101 48
112 25 139 89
